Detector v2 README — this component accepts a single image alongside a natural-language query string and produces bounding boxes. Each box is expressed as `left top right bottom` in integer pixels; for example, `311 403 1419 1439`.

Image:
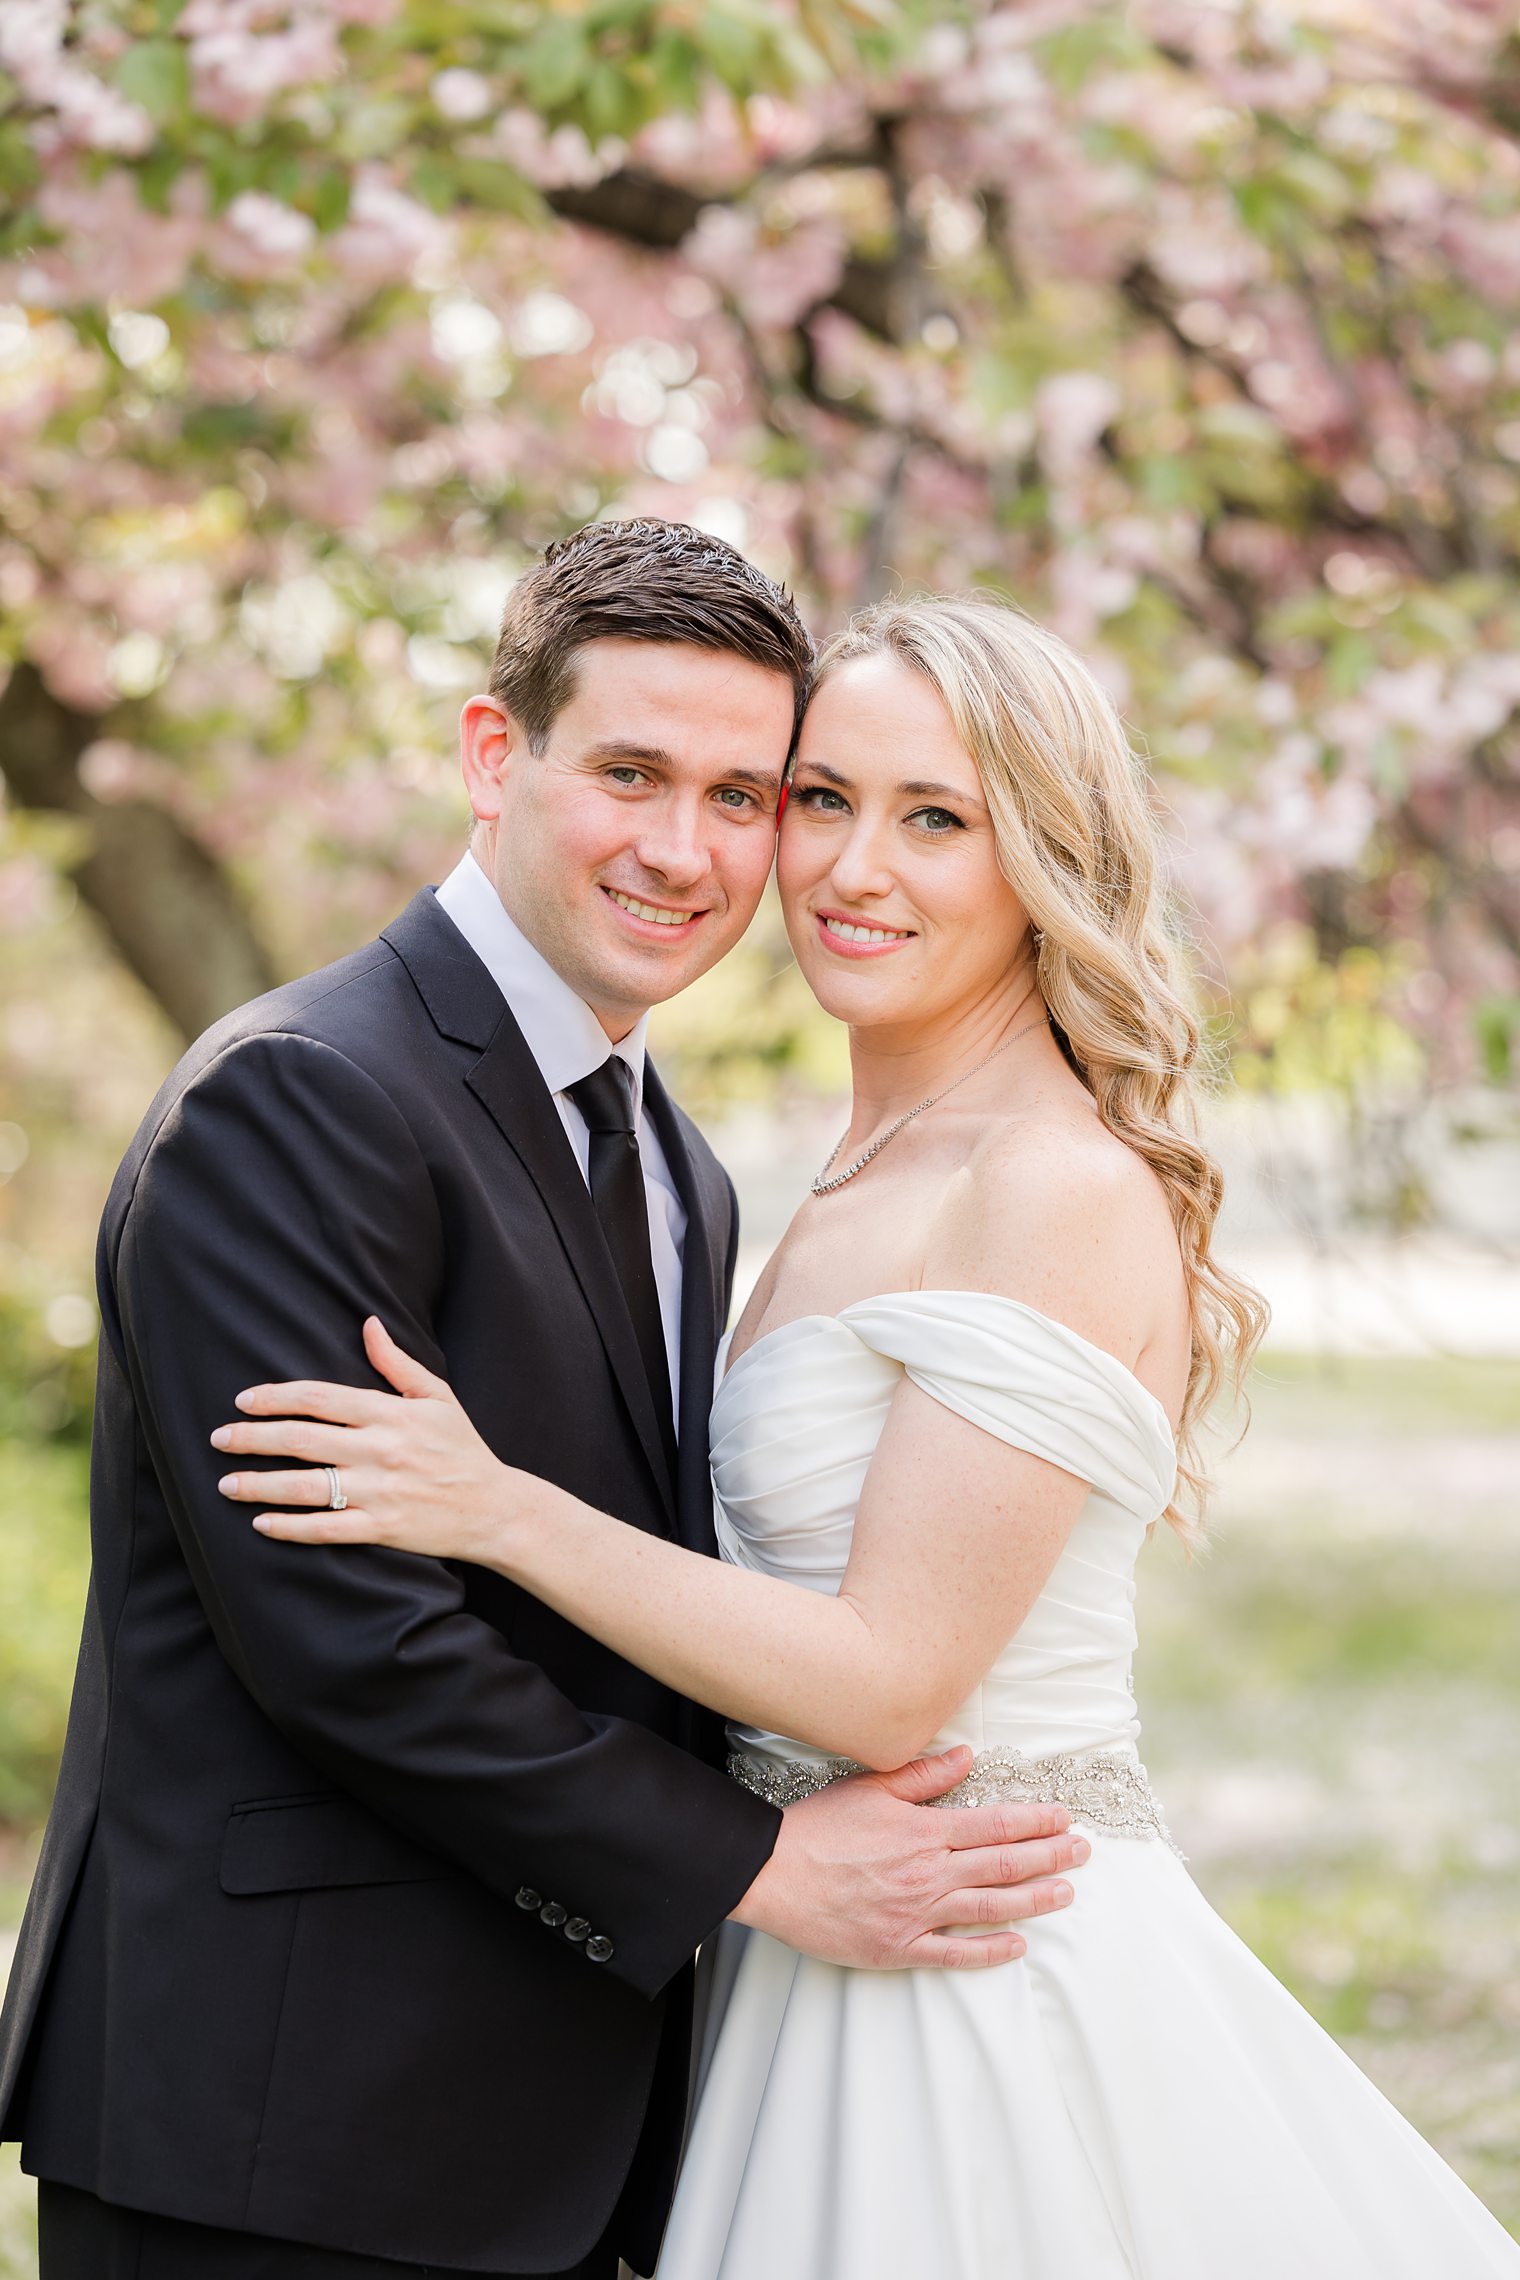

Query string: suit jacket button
564 1917 591 1943
585 1934 615 1963
515 1887 542 1912
540 1901 568 1929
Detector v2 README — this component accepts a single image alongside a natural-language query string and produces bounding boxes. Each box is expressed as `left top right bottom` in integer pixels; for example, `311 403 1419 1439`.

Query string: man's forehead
559 642 793 774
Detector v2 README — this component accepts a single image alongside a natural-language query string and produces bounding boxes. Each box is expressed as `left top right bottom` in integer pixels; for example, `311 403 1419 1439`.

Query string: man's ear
459 695 519 827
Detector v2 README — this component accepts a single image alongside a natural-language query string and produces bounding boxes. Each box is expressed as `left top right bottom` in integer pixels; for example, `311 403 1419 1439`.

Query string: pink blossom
683 206 847 332
329 166 453 282
216 191 318 280
1036 372 1121 481
431 68 492 123
0 3 154 156
182 1 345 127
32 168 206 308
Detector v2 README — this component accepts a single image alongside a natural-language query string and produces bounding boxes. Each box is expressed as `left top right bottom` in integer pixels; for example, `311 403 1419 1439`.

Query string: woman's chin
794 957 917 1027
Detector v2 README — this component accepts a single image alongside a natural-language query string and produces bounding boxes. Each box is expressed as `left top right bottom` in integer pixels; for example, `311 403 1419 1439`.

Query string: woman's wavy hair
815 592 1268 1537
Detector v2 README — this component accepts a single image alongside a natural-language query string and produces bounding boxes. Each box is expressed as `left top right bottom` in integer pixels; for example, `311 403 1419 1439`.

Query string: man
0 520 1083 2278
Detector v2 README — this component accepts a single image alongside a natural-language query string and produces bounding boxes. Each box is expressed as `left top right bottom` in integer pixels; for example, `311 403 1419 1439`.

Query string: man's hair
488 518 814 752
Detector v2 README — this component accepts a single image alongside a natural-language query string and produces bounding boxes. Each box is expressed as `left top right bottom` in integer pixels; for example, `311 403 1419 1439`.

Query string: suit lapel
383 892 678 1529
644 1062 731 1556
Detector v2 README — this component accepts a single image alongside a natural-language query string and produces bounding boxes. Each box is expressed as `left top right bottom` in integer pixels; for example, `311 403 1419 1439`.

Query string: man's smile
601 885 706 933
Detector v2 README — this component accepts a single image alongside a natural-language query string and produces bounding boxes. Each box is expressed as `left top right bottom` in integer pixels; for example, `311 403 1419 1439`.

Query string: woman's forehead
799 654 978 785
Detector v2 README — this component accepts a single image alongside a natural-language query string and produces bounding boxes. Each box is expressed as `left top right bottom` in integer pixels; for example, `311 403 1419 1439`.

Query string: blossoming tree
1 0 1517 1100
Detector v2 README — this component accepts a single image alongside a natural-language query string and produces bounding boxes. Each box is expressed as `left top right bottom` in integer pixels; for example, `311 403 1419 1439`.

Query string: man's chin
606 942 718 1006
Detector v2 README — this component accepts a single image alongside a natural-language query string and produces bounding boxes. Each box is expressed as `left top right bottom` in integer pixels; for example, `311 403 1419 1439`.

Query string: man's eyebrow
581 739 676 768
724 765 785 794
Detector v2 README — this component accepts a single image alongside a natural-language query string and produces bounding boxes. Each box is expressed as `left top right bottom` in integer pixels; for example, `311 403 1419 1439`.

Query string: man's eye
607 766 645 786
715 786 756 810
911 806 963 834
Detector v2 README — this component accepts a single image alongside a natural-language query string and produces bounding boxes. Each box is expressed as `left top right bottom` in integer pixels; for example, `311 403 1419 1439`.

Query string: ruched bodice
710 1289 1177 1768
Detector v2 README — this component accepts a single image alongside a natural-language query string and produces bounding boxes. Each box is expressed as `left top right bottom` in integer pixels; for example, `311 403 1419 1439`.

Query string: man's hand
729 1746 1088 1970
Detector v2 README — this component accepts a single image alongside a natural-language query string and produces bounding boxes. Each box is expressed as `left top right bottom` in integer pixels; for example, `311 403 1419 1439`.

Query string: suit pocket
219 1792 457 1896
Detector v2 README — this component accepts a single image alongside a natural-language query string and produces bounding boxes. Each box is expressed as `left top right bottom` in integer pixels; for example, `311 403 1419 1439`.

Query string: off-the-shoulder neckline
720 1289 1178 1442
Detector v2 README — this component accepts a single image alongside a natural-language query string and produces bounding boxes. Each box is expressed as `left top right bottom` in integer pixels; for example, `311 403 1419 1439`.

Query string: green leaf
117 38 190 126
433 156 539 218
206 143 260 213
582 57 636 141
1234 175 1305 247
1472 994 1520 1082
0 121 41 203
519 19 590 110
134 147 183 212
698 6 766 89
1326 629 1373 695
648 30 703 112
311 167 352 233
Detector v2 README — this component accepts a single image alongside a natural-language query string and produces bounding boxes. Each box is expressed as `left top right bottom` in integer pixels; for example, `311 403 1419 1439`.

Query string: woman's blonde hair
816 592 1268 1537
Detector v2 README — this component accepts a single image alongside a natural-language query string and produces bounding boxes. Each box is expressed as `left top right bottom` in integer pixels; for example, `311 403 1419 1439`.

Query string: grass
1135 1346 1520 2240
0 1350 1516 2269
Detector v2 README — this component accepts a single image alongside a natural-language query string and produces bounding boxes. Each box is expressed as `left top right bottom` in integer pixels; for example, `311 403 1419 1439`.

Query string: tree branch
0 662 278 1040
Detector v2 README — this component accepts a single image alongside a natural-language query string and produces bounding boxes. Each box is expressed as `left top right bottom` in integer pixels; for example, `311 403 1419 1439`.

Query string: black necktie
566 1058 677 1476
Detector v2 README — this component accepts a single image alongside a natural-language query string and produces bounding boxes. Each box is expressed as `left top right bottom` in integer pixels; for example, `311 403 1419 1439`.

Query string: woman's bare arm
215 1141 1177 1768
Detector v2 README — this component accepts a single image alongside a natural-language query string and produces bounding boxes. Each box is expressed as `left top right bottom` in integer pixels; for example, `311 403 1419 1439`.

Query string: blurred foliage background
1 0 1518 2266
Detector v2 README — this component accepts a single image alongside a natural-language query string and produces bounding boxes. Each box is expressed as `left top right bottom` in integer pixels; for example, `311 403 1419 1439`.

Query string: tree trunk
0 662 277 1041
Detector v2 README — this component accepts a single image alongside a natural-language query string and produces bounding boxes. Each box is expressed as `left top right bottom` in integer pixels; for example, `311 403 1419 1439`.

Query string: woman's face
777 652 1033 1034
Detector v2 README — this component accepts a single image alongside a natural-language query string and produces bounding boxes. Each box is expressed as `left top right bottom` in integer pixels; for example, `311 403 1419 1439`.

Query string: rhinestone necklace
811 1012 1051 1197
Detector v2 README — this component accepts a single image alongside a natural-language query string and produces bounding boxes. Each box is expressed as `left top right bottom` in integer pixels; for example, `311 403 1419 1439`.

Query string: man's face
462 637 794 1039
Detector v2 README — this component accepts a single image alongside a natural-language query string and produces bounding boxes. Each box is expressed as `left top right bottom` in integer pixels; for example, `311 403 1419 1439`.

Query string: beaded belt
728 1744 1184 1857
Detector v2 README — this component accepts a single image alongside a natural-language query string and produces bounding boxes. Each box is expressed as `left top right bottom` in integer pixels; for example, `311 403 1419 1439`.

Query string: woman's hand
212 1316 539 1566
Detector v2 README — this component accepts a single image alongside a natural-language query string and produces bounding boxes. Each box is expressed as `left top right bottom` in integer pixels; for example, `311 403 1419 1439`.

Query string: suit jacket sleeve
113 1028 780 2001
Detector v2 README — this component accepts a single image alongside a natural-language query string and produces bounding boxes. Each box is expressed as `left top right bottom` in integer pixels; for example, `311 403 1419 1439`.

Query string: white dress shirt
435 851 685 1423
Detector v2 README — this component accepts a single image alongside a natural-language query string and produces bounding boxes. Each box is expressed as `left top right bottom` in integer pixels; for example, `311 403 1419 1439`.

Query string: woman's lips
814 909 915 959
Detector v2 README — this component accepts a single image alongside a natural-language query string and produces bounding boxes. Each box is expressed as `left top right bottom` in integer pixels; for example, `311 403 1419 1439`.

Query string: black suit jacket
0 890 781 2273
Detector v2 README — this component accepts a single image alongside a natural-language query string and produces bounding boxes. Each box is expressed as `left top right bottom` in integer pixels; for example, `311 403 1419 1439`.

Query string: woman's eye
911 806 962 834
794 786 849 813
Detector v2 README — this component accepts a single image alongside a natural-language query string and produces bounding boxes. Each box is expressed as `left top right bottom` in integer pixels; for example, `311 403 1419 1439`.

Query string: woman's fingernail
1052 1883 1073 1905
1072 1838 1091 1864
235 1391 256 1410
210 1427 231 1449
217 1474 238 1495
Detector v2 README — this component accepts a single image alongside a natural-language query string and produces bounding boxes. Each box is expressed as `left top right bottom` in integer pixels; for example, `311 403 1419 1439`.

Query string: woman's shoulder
926 1106 1185 1366
966 1100 1173 1235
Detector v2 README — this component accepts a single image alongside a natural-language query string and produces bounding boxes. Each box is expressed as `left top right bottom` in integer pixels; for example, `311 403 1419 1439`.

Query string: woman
214 596 1520 2276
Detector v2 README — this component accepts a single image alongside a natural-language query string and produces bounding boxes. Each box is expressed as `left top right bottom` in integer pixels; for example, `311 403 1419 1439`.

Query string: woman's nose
827 817 897 903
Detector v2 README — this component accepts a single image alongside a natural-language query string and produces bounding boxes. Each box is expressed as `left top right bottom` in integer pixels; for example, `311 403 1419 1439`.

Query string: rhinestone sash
728 1744 1184 1858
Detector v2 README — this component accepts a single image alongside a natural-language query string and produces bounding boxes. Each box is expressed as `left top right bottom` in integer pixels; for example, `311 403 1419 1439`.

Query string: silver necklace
811 1013 1052 1196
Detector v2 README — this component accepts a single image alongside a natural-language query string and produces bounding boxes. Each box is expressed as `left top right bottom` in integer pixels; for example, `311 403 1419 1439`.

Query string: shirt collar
434 851 649 1112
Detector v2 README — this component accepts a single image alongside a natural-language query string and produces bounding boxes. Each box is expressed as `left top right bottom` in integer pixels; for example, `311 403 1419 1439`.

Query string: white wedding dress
650 1290 1520 2279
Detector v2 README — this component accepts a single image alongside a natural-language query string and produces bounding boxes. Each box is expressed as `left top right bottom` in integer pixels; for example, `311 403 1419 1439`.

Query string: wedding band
323 1465 347 1512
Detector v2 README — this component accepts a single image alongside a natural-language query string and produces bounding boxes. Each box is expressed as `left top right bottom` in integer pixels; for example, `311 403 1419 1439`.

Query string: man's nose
634 799 713 892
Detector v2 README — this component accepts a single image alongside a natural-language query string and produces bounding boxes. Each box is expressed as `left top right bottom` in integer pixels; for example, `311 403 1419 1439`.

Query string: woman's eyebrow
794 761 985 808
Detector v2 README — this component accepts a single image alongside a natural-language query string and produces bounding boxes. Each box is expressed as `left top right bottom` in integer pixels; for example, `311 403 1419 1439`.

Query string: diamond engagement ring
323 1466 347 1512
